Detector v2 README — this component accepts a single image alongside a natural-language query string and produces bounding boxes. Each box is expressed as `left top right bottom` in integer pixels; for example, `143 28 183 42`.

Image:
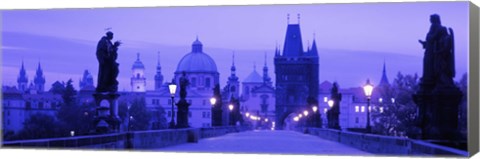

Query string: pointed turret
378 60 390 87
17 61 29 92
34 62 46 92
155 52 164 91
310 38 318 56
263 52 272 85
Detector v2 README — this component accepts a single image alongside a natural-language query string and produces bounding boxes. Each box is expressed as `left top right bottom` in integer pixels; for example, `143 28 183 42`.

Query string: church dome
244 68 263 83
176 38 218 73
132 53 145 69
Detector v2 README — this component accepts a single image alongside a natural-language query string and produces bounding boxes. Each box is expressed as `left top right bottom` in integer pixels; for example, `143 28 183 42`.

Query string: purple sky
1 2 469 91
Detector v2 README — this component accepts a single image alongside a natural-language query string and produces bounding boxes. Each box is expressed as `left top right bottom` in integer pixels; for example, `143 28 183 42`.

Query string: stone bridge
2 126 468 157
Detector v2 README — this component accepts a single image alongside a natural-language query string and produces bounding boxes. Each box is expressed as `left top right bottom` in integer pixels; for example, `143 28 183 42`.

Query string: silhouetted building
274 17 319 130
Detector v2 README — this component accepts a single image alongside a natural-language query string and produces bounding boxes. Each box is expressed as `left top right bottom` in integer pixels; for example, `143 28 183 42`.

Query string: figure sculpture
418 14 455 87
96 31 121 92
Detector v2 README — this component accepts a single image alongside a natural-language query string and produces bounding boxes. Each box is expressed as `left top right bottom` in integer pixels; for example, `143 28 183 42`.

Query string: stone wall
3 133 125 149
3 126 251 150
300 127 468 156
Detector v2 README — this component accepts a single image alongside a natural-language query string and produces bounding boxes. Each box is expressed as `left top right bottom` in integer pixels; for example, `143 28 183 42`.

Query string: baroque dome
176 38 218 73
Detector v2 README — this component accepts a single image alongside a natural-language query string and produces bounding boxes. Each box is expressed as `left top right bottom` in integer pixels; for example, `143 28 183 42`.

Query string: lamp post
312 106 318 127
168 83 177 129
210 97 217 126
327 100 334 128
229 104 234 125
363 79 374 133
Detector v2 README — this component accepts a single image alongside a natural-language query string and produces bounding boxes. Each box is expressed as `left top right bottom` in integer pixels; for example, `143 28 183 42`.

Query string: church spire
231 51 236 73
379 60 390 87
17 60 28 92
34 61 46 92
263 52 272 85
155 51 164 91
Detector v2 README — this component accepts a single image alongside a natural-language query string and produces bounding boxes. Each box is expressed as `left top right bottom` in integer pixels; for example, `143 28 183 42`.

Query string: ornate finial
137 53 140 60
254 62 256 71
104 27 112 31
297 14 300 24
196 35 199 41
232 51 235 66
264 52 267 66
157 51 161 65
313 32 316 40
287 14 290 24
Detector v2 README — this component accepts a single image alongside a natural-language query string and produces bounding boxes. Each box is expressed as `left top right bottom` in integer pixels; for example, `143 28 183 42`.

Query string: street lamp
168 83 177 129
363 79 374 133
210 97 217 106
327 100 334 108
312 106 318 113
303 110 309 116
229 104 234 125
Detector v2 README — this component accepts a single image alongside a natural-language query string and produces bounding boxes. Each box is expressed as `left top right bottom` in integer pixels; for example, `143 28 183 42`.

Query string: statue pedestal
176 99 190 128
93 92 121 133
414 83 462 141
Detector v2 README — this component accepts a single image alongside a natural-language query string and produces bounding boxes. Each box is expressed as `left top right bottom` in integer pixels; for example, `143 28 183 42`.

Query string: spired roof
132 53 145 69
378 61 390 87
282 24 304 57
243 65 263 83
176 38 218 73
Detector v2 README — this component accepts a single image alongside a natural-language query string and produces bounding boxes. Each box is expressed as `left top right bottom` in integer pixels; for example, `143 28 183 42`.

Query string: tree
372 72 421 138
56 79 92 136
15 113 62 140
128 98 151 131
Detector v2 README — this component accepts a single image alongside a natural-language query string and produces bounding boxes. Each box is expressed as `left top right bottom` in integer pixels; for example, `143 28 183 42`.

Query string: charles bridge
2 126 468 156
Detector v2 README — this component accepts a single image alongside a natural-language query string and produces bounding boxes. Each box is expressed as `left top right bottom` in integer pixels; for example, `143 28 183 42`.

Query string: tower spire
379 59 390 87
155 51 164 91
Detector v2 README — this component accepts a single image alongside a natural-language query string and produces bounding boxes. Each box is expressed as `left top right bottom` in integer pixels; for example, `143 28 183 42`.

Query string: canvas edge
468 1 480 157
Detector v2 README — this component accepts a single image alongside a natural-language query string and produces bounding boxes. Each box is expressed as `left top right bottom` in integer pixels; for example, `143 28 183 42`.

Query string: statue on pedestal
93 31 122 133
414 14 462 141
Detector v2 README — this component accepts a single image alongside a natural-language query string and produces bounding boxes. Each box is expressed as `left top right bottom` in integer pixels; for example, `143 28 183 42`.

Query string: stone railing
299 127 468 157
2 133 125 149
3 126 251 150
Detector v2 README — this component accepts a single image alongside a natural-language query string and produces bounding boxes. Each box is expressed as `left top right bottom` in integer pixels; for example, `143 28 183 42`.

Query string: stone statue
179 71 189 99
418 14 455 87
96 31 121 92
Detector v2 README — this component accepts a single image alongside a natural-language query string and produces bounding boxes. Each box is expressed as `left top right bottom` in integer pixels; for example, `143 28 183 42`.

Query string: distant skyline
1 2 469 91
